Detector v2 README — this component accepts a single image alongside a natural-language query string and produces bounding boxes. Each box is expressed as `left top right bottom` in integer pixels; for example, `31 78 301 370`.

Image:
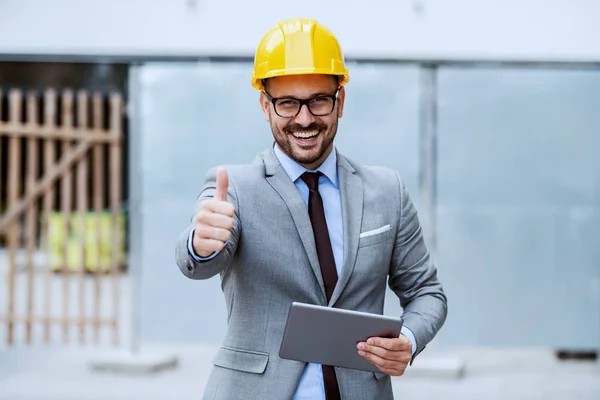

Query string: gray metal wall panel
137 62 270 344
336 63 422 319
134 62 421 344
436 67 600 348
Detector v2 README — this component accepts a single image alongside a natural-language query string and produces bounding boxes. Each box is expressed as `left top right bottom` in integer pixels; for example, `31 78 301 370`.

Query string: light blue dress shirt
188 143 417 399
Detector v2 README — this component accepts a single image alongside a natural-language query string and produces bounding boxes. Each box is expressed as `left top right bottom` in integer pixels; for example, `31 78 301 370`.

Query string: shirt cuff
401 325 417 356
187 227 220 261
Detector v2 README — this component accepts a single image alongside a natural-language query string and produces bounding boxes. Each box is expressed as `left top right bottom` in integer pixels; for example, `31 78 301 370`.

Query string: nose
294 103 315 127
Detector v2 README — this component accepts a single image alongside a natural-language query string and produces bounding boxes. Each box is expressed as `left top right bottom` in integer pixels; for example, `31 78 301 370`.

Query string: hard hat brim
251 69 349 91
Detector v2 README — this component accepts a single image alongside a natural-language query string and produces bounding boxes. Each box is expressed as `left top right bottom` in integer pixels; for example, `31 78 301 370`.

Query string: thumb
215 167 229 202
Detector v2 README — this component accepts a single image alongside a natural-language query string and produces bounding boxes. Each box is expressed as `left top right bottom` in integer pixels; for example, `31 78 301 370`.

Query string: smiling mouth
291 130 320 139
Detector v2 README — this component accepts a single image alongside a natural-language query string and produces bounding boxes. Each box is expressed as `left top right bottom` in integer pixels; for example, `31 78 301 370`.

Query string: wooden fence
0 88 125 346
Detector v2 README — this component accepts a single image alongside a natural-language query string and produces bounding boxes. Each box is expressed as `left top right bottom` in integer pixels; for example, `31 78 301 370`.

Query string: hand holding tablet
279 302 405 373
356 333 413 376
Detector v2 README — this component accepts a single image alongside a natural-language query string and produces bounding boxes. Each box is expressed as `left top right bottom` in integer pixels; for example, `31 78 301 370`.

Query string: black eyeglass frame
263 89 340 118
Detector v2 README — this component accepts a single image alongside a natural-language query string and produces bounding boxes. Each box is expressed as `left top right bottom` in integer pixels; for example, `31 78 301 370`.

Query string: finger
358 350 402 375
215 167 229 202
195 225 232 242
365 336 410 351
202 199 235 217
357 342 403 361
358 349 409 377
196 211 234 230
193 237 226 255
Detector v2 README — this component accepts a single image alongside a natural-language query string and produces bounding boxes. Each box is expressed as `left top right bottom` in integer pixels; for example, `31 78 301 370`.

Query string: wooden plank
92 93 104 344
109 92 122 346
61 89 74 344
6 89 22 345
0 90 3 335
24 91 39 344
42 89 57 343
0 90 3 215
0 315 116 326
76 90 89 344
0 137 94 233
0 123 116 143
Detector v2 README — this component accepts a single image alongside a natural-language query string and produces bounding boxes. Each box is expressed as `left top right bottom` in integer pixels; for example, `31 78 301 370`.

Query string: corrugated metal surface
132 62 420 344
436 67 600 348
132 62 600 350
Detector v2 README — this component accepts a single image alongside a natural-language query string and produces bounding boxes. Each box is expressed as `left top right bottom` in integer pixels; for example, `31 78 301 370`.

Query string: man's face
259 74 345 170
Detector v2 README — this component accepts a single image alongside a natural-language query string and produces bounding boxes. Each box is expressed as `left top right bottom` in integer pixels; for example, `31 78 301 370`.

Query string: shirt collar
273 142 339 188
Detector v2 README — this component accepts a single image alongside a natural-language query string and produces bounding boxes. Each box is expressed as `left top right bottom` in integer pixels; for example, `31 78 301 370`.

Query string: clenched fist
193 167 235 258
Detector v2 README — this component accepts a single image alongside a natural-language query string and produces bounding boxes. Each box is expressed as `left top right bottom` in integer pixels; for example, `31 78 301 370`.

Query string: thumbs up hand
193 167 235 257
214 167 230 202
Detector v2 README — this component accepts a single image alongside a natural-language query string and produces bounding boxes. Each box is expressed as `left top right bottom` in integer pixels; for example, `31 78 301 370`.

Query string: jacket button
187 264 193 272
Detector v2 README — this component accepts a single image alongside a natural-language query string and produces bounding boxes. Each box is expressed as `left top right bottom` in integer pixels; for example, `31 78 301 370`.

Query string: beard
272 120 338 167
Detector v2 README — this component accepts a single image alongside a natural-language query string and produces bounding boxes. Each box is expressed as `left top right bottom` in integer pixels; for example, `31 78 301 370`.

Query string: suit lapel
262 148 327 303
329 153 363 306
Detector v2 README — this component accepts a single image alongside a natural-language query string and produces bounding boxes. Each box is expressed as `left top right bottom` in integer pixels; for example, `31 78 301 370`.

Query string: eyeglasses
263 90 339 118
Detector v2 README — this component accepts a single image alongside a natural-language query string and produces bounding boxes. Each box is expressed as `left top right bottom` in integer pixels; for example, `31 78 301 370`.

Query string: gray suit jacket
175 147 447 400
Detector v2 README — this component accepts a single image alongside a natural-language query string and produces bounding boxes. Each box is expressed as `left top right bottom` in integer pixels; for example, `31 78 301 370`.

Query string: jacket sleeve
388 171 448 361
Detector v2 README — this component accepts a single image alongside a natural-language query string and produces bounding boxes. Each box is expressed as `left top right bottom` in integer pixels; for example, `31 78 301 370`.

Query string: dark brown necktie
300 172 341 400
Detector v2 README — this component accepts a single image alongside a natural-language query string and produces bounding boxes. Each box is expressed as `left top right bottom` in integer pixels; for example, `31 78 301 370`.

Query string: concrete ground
1 251 599 399
1 343 598 400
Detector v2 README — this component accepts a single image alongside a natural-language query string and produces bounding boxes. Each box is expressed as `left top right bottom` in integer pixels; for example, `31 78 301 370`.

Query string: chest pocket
358 224 392 247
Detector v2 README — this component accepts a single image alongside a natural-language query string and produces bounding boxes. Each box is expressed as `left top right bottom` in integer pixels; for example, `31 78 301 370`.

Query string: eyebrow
311 92 335 97
275 91 335 99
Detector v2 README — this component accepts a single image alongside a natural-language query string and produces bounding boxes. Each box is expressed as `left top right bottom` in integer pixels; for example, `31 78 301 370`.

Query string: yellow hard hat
251 18 349 91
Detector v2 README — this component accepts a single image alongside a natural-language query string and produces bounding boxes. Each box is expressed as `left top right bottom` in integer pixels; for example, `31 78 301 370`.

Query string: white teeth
292 130 319 139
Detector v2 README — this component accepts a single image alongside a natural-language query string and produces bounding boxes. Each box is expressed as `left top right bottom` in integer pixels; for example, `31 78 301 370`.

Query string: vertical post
92 92 104 344
419 64 442 355
25 91 40 344
419 64 438 258
127 65 142 354
0 90 3 224
108 92 123 346
61 89 74 344
43 89 57 343
77 90 89 344
0 89 3 341
6 89 22 345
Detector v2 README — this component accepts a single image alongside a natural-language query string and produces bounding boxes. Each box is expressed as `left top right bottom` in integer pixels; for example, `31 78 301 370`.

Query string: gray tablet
279 302 403 373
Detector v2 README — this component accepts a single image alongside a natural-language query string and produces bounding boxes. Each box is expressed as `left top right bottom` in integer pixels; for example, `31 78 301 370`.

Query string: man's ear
336 86 346 118
259 92 270 122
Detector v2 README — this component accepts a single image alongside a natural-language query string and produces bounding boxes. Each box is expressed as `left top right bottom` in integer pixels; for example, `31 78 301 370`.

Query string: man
175 17 447 400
